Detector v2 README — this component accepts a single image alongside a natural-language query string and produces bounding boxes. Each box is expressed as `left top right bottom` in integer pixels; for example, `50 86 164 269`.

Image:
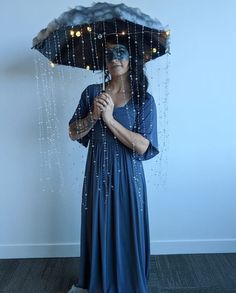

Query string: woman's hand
92 96 102 120
96 92 114 124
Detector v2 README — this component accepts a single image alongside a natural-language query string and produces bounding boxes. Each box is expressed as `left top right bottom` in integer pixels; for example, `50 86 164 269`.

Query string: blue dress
69 83 159 293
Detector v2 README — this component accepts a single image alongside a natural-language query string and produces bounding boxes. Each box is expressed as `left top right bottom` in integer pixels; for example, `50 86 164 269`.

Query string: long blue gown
69 83 159 293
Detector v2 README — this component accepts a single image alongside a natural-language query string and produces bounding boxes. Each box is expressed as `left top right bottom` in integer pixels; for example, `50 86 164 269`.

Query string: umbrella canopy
32 2 170 71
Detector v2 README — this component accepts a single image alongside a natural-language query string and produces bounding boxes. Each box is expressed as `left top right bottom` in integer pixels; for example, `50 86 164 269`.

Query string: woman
68 40 159 293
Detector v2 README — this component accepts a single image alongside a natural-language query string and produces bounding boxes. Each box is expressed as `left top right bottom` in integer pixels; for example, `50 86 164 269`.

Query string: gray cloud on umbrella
32 2 166 47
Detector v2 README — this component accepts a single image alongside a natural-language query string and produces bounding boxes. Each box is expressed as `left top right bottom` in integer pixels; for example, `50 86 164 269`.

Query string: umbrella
32 2 170 89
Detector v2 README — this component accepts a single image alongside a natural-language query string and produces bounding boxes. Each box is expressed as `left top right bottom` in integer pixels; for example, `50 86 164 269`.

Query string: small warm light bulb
75 31 81 37
165 30 170 36
70 30 75 37
121 31 126 35
87 26 92 32
86 65 90 70
152 48 157 53
49 62 55 68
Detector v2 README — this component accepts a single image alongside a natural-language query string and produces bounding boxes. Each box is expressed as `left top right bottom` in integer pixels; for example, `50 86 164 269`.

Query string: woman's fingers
103 93 114 105
97 99 107 107
94 99 102 111
96 99 105 111
97 94 111 106
95 93 114 112
106 94 114 105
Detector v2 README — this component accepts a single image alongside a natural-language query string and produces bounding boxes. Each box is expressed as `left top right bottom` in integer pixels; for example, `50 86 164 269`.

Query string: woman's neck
106 76 130 94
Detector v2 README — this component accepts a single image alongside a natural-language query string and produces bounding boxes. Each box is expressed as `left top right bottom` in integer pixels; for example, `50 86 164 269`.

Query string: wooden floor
0 253 235 292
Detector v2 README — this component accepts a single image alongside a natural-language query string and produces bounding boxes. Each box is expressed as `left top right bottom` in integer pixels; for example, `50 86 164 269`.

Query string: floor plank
0 253 235 292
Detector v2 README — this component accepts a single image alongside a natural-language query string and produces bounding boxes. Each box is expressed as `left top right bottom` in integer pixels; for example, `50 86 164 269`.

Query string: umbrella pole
102 65 105 92
102 41 105 93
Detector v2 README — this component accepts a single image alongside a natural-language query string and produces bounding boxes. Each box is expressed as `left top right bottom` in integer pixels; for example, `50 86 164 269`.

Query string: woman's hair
104 35 149 104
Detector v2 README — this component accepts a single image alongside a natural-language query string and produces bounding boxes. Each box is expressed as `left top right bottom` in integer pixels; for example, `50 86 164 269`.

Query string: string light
70 26 76 66
75 31 81 37
165 30 170 36
49 61 55 68
70 30 75 37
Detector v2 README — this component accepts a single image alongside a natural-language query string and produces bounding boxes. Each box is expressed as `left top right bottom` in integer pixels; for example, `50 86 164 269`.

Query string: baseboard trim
0 239 235 259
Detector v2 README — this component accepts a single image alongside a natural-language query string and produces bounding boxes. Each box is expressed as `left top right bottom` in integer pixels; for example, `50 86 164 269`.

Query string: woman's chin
110 69 128 77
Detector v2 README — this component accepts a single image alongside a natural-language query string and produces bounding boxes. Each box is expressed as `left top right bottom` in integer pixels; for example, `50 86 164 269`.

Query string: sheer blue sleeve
133 93 159 161
69 86 92 148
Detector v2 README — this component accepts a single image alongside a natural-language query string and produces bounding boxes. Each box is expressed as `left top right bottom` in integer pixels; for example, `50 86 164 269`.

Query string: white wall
0 0 235 259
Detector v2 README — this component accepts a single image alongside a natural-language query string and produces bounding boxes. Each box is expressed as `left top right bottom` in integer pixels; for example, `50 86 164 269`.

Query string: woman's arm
107 117 150 155
69 113 98 141
95 92 149 155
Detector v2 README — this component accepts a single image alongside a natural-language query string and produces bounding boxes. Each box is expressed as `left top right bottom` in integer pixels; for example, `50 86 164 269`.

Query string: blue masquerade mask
105 44 129 62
